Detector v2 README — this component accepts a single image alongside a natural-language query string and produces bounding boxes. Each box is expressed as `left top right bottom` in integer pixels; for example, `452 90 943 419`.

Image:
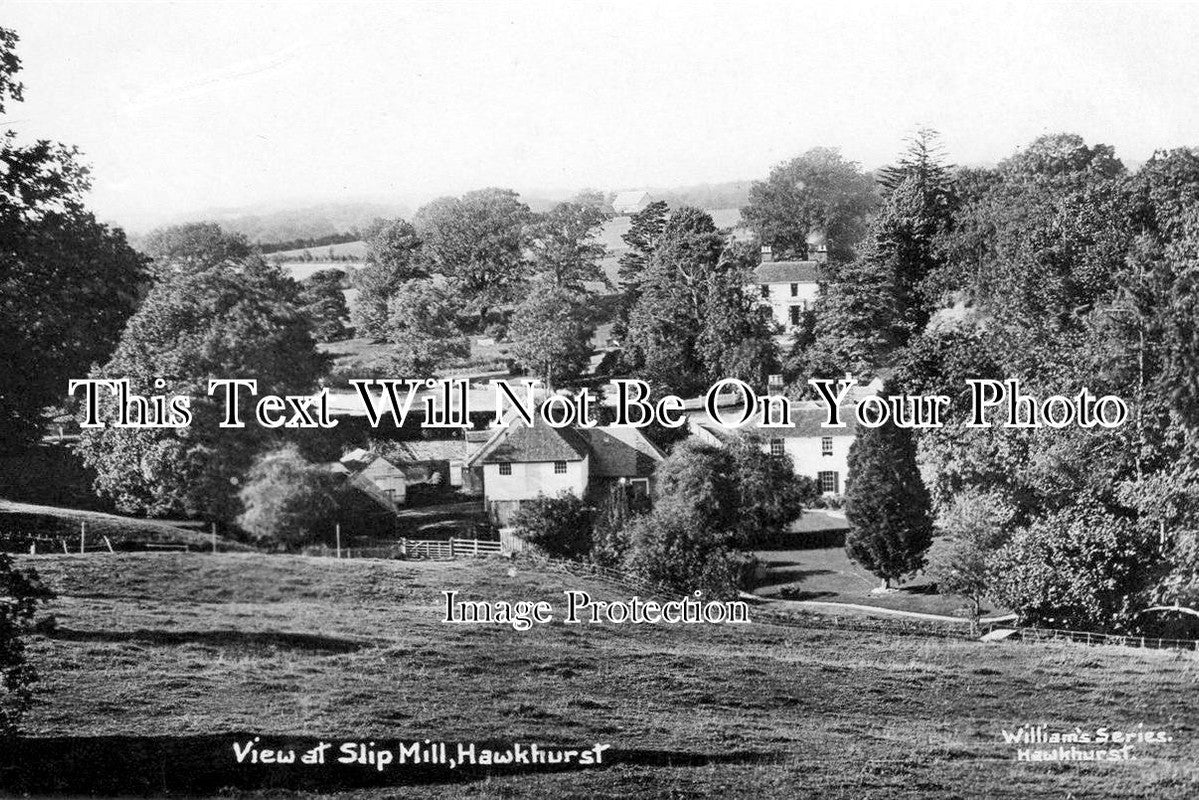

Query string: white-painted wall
765 435 850 494
482 456 589 502
755 281 819 330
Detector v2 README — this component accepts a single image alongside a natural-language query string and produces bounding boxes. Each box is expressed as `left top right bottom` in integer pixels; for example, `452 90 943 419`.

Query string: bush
0 555 54 737
236 446 340 550
989 506 1155 632
510 493 592 559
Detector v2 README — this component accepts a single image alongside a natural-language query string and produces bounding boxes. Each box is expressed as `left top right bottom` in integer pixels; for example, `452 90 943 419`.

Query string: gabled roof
754 261 819 283
472 422 590 465
580 426 665 478
387 439 472 463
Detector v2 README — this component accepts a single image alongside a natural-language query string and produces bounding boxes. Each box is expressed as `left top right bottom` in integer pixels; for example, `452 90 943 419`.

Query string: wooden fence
339 537 501 561
1014 626 1199 652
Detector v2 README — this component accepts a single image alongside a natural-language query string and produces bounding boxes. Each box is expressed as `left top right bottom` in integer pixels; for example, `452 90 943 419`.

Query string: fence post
80 521 86 554
104 536 114 553
62 538 68 554
335 523 342 559
450 538 457 558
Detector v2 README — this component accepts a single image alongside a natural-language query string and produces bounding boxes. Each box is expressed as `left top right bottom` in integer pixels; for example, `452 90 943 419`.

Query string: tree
76 258 328 521
237 445 340 550
0 27 147 449
989 508 1154 632
725 435 815 547
509 279 594 390
383 278 470 375
0 553 53 738
695 247 781 388
140 222 251 273
510 492 593 559
624 207 777 396
844 399 934 588
299 268 349 342
528 199 610 291
350 218 425 340
616 199 669 320
414 188 531 327
740 147 879 262
927 489 1016 620
624 438 807 597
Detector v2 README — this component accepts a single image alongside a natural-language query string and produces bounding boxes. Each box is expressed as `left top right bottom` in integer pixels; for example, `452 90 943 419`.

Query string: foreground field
12 552 1199 798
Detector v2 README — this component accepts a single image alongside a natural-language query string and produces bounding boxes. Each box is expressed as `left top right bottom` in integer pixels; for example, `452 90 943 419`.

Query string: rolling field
11 552 1199 798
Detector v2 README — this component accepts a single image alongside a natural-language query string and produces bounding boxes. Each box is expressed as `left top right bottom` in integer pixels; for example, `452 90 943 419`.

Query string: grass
0 500 252 552
752 545 1009 618
11 552 1199 798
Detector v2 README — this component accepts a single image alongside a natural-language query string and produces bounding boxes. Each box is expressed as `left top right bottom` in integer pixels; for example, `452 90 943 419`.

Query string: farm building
466 422 665 525
612 190 652 215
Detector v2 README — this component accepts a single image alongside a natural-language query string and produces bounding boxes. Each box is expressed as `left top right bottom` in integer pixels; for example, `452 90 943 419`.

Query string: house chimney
805 230 828 264
760 244 773 263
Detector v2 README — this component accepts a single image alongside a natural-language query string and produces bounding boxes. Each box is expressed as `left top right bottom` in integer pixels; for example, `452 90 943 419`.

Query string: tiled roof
581 426 665 478
388 439 472 463
476 422 590 464
754 261 819 283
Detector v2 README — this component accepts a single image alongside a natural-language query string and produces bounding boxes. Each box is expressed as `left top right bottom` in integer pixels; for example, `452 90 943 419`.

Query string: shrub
989 507 1155 632
0 555 54 737
237 446 340 550
510 493 592 559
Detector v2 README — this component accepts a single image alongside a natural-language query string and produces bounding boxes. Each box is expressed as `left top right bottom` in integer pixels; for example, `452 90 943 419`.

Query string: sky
5 0 1199 232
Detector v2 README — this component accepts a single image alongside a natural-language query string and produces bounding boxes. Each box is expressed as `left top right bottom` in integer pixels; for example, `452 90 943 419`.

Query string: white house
752 245 822 331
466 421 664 524
612 190 652 215
692 401 857 496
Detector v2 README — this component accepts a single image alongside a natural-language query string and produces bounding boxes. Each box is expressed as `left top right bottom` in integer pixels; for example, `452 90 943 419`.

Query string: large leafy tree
350 218 426 340
740 146 879 262
844 396 935 588
414 188 531 328
0 28 146 450
383 277 469 375
76 257 328 521
624 437 808 597
509 278 594 390
140 222 251 273
528 199 611 291
625 208 777 396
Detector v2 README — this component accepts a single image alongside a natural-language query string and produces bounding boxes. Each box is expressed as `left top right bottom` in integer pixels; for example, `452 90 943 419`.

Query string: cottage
466 422 665 525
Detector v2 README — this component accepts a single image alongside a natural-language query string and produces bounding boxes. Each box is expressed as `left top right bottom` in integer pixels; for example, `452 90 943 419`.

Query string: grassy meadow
10 551 1199 798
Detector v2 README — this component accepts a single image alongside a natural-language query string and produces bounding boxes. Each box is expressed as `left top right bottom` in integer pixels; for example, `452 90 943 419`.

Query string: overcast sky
5 1 1199 231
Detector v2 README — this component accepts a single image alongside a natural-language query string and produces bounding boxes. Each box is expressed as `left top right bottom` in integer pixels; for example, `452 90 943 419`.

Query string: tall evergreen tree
617 200 668 308
844 397 934 589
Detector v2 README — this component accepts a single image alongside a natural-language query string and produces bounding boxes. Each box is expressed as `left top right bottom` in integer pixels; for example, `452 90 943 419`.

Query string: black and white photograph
1 1 1198 797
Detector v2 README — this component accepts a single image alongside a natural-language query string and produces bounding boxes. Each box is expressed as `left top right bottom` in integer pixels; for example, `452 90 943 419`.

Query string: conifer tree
844 399 934 589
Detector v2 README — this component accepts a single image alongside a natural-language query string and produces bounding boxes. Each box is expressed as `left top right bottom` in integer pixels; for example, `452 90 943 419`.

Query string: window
790 282 798 297
789 305 802 326
818 471 840 494
770 438 785 457
760 284 770 299
499 463 512 476
821 436 833 456
554 461 567 474
628 478 650 498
